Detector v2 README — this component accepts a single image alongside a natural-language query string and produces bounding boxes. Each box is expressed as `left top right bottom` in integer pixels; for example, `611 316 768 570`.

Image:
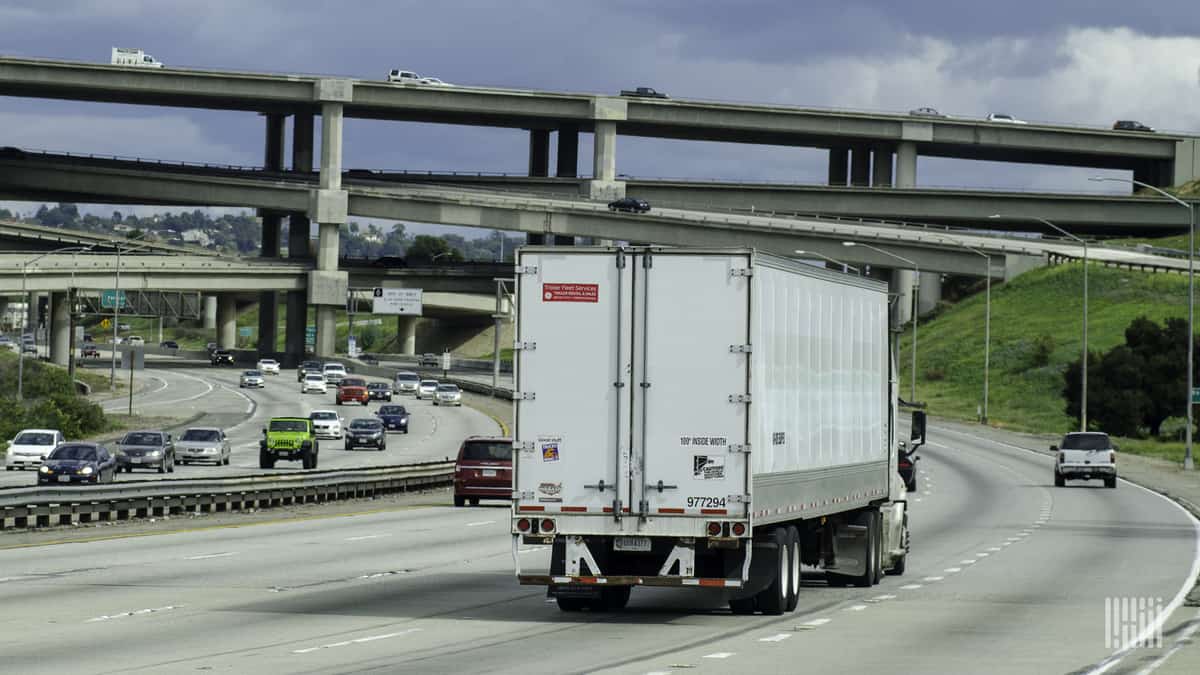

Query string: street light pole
990 213 1089 431
793 249 861 274
18 245 97 401
1087 177 1195 470
940 238 992 424
843 241 919 402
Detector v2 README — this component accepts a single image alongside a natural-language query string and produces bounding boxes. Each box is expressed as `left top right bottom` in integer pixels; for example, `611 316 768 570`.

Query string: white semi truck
110 47 164 68
511 247 925 614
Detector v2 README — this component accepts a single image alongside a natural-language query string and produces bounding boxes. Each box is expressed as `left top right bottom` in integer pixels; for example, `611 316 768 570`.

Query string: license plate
57 475 70 483
132 458 144 464
614 536 651 552
482 469 497 477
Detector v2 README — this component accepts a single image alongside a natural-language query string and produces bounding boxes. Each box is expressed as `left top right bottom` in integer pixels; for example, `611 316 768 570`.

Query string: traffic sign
238 327 252 337
305 325 316 346
372 287 422 315
100 318 111 329
1192 388 1200 405
100 289 127 309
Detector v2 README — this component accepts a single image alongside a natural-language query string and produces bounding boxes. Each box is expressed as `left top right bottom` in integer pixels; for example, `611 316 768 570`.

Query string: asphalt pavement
0 419 1195 674
0 358 501 487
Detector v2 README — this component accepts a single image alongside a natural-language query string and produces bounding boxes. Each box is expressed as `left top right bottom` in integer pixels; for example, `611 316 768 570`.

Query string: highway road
0 422 1195 673
0 357 500 487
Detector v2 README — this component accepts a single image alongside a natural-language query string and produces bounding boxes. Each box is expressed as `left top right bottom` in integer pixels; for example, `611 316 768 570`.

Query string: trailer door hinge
728 393 752 404
513 341 537 351
727 494 751 504
729 344 752 354
728 443 750 454
645 480 678 493
729 268 753 278
515 391 537 401
516 441 536 453
515 265 539 275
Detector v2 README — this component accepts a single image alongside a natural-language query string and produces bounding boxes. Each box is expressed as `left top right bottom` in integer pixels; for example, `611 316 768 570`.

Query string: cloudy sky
2 0 1199 231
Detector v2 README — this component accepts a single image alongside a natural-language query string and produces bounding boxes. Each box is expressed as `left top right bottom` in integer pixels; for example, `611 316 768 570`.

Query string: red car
454 437 512 507
335 377 370 406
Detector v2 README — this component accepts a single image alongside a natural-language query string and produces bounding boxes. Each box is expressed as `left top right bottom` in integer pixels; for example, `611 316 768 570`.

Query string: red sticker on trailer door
542 283 599 303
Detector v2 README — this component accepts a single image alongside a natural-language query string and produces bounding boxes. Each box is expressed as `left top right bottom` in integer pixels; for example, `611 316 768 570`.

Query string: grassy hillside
897 263 1190 448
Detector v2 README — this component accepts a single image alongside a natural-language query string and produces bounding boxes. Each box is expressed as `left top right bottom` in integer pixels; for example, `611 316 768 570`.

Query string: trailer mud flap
730 539 778 598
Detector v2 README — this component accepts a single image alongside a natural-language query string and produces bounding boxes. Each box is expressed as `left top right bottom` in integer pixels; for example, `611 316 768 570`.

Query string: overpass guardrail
0 460 453 531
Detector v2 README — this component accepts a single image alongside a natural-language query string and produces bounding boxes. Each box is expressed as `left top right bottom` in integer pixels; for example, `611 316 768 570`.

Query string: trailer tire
755 528 789 615
856 511 880 588
556 596 588 612
592 586 631 611
785 526 801 612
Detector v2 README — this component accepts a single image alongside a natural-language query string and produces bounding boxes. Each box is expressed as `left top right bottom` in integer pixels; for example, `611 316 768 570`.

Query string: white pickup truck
111 47 163 68
1053 432 1117 488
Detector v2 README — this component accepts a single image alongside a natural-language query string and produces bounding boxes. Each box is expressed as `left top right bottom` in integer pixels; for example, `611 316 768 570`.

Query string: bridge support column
396 315 417 355
891 269 915 326
25 292 36 336
850 146 871 187
216 294 237 350
585 98 627 200
49 291 69 366
896 141 917 188
285 115 315 367
528 129 551 177
872 146 894 187
202 295 217 331
310 88 351 360
258 113 286 357
828 146 849 186
557 124 579 177
917 272 941 316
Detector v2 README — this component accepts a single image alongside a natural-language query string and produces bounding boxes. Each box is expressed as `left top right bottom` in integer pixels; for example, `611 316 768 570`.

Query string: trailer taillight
707 521 722 536
731 522 747 537
516 518 531 532
540 519 556 534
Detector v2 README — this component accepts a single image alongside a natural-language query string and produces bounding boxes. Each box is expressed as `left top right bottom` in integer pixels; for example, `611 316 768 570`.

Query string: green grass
474 348 514 361
1105 232 1191 250
898 262 1190 438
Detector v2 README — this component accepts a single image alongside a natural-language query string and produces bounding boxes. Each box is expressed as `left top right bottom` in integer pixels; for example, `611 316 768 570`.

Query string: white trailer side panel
749 258 891 525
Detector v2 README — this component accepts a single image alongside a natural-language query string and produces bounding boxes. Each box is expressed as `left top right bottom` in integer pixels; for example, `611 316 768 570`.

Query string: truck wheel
1105 476 1117 489
785 526 801 612
907 476 917 492
856 511 879 588
301 451 313 469
556 596 588 612
591 586 631 611
454 495 465 507
755 527 789 615
1054 471 1065 487
259 451 275 469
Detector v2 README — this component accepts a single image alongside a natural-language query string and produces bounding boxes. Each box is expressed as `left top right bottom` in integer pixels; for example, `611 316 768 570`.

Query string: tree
406 234 463 263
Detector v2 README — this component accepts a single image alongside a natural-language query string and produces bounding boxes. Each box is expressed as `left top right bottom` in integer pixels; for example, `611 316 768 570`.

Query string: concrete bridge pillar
311 89 351 360
917 271 941 316
896 141 917 188
828 146 849 186
216 294 237 350
891 269 915 326
396 315 417 355
585 97 626 200
258 113 286 357
528 129 551 177
593 120 617 182
202 295 217 331
25 291 36 335
49 291 69 366
557 124 579 178
872 145 894 187
850 146 872 187
285 113 315 367
526 233 546 245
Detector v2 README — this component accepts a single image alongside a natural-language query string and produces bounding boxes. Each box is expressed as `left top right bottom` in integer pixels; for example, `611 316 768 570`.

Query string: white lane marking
867 594 896 603
345 534 390 542
185 552 237 560
987 547 1002 552
87 605 182 623
922 491 932 495
1135 608 1200 674
702 652 735 658
922 576 945 582
976 552 990 557
914 498 923 503
845 604 868 612
1002 542 1013 547
106 371 214 410
293 628 421 654
466 520 496 527
759 633 793 642
645 672 674 675
899 584 922 590
0 575 39 583
944 567 961 573
959 559 976 565
517 548 539 554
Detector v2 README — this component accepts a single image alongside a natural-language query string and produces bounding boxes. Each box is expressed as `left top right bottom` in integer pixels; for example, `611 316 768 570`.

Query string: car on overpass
5 429 65 470
176 427 231 466
159 340 179 350
986 112 1028 125
127 335 145 346
301 373 328 394
116 430 175 474
608 197 651 214
80 343 100 358
909 107 945 118
620 86 668 99
211 349 234 366
1113 119 1155 133
37 443 118 485
418 353 439 367
453 437 512 507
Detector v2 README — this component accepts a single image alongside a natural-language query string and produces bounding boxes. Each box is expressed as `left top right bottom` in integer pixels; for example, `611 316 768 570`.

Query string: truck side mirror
910 411 926 445
1049 445 1058 452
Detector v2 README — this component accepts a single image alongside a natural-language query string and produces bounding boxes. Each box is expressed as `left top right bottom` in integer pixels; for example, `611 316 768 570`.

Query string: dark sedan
376 405 410 433
344 418 387 451
38 443 118 485
607 197 651 213
211 350 234 366
367 382 393 401
298 359 323 382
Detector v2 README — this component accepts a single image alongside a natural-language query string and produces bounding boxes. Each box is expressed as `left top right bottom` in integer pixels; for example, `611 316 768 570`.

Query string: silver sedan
176 427 231 466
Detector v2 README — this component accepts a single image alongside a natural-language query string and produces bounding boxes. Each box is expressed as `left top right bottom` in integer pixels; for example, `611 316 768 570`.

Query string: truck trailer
510 247 925 614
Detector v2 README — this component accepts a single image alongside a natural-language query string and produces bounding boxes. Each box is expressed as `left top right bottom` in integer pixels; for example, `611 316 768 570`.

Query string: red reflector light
731 522 747 536
540 519 555 533
707 521 722 536
517 518 531 532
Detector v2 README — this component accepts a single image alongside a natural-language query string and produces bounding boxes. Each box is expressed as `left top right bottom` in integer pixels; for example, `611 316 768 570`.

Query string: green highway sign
1193 388 1200 405
100 289 127 309
238 327 252 337
305 325 316 345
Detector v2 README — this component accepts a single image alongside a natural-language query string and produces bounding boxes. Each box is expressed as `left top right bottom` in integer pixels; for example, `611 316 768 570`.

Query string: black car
608 197 651 214
211 350 234 366
298 359 323 382
1113 120 1155 133
367 382 393 401
38 443 118 485
0 146 26 159
160 340 179 350
376 405 410 433
619 86 669 99
344 418 387 451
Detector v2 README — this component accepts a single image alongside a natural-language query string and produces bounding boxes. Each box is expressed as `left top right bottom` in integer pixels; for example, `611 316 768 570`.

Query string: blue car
375 405 410 434
38 442 118 485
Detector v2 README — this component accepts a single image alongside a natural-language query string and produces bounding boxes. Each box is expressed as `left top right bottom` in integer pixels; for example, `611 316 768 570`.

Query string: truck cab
1053 432 1117 488
111 47 164 68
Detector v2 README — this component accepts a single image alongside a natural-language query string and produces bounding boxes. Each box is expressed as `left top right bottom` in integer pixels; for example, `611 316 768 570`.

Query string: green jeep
260 417 320 469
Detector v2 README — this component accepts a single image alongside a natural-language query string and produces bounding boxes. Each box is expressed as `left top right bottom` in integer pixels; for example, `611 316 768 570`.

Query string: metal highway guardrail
0 461 453 531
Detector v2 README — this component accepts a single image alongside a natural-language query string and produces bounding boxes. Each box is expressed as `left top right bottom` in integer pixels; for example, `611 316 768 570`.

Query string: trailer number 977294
686 497 727 509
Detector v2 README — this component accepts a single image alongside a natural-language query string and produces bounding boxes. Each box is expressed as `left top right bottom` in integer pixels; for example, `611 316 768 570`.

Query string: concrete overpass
1 55 1197 196
0 218 218 255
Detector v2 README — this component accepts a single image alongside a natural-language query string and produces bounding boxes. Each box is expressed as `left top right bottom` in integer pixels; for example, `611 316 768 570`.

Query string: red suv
336 377 370 406
454 437 512 507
